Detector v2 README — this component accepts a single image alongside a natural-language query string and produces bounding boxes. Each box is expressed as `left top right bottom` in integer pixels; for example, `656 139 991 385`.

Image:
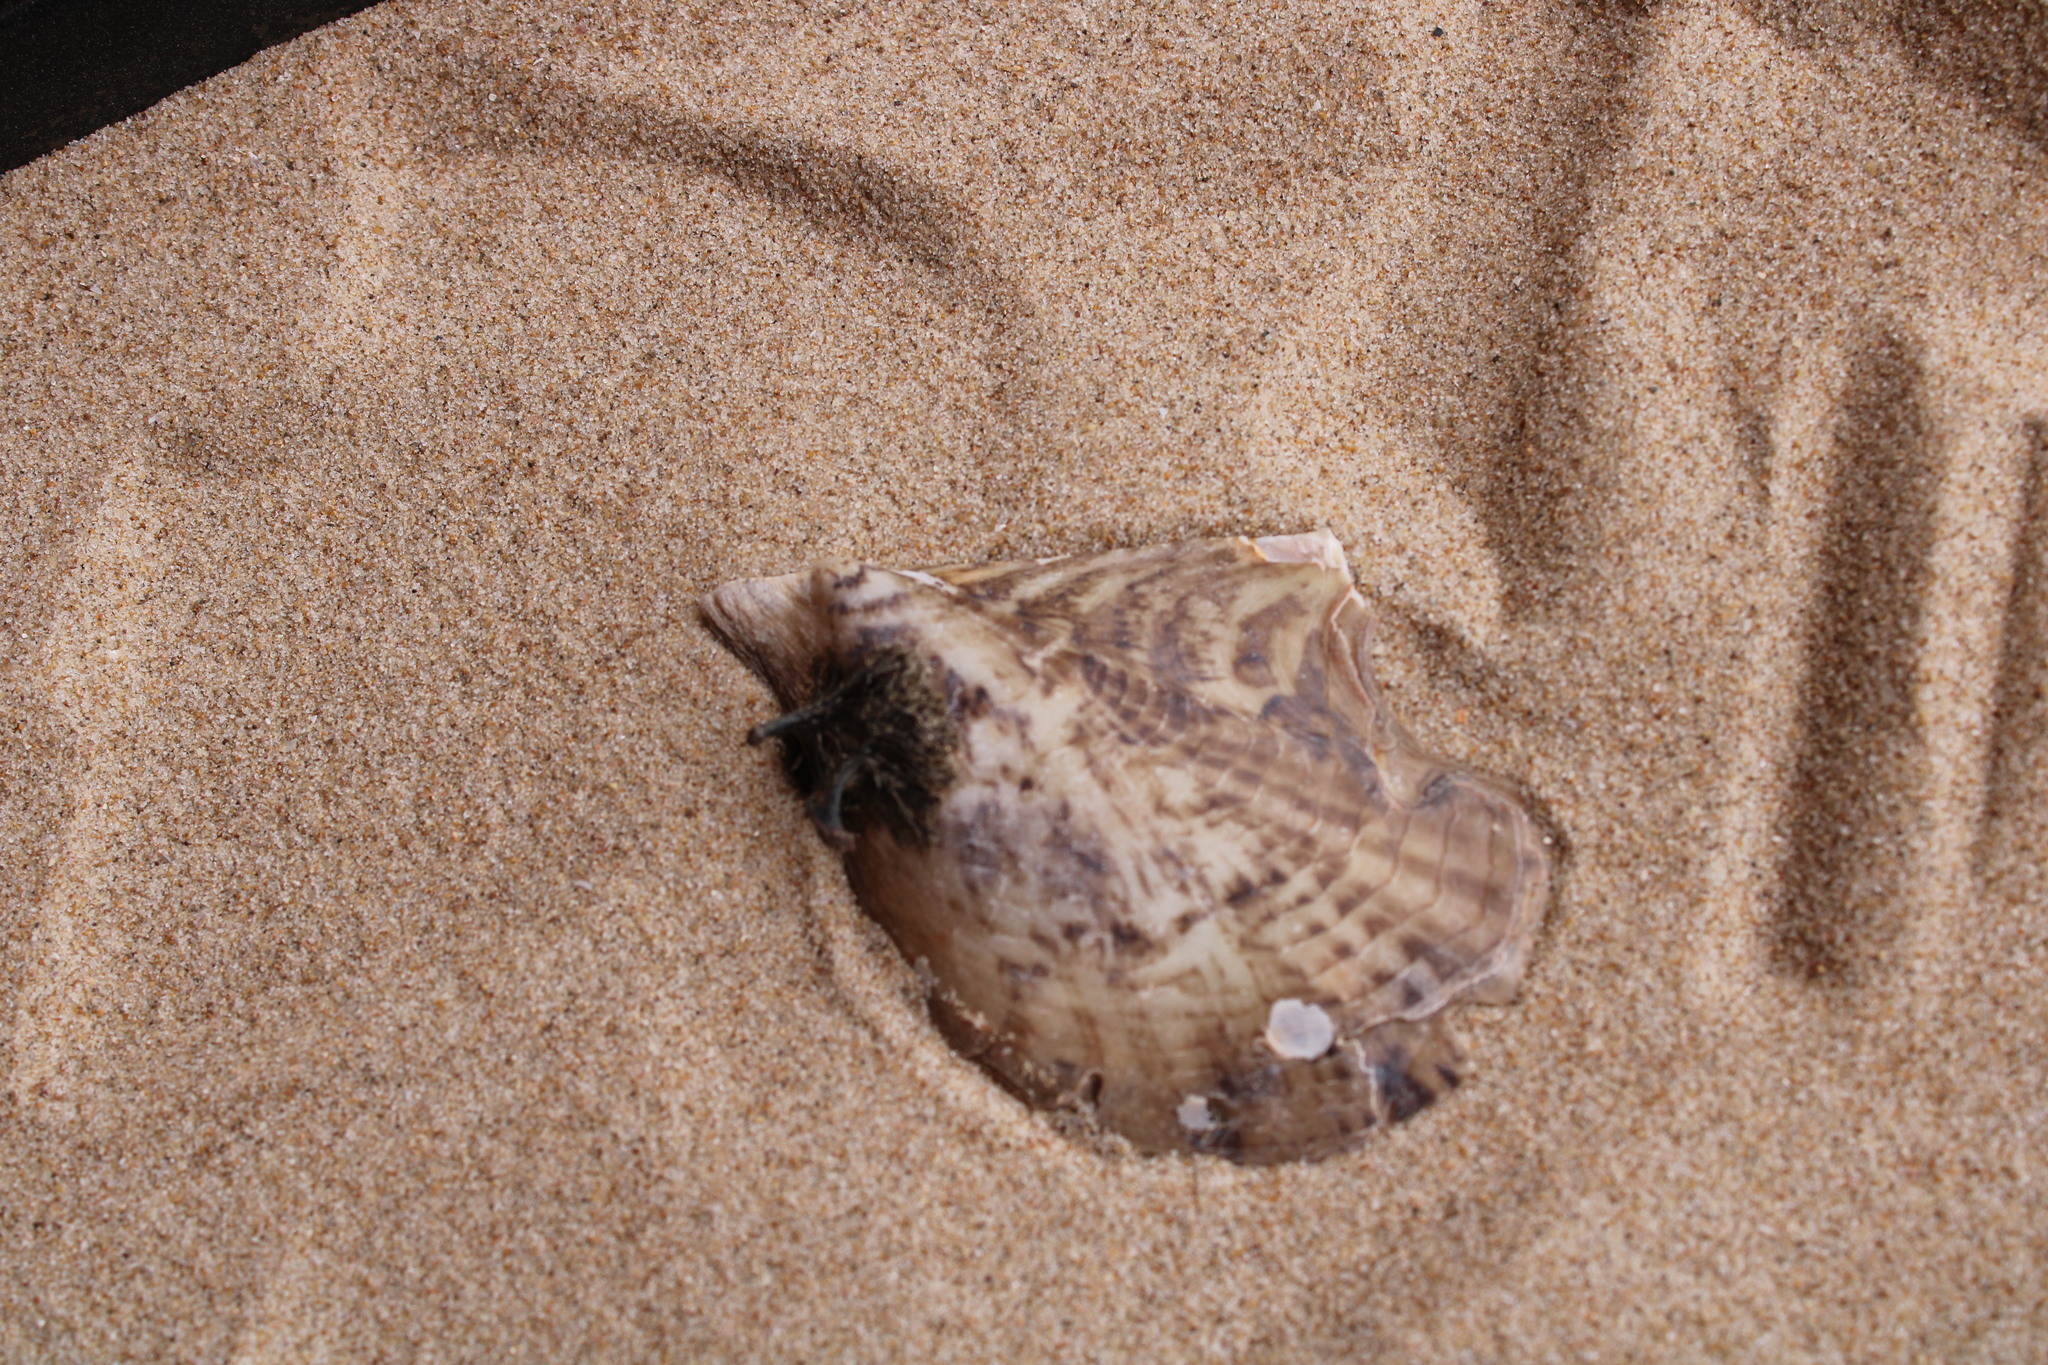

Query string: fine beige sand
4 1 2046 1358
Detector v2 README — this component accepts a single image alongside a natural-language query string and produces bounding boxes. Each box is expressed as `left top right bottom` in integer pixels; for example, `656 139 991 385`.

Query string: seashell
701 532 1551 1164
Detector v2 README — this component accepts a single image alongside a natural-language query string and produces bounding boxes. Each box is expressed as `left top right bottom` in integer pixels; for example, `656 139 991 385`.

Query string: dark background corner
2 0 379 175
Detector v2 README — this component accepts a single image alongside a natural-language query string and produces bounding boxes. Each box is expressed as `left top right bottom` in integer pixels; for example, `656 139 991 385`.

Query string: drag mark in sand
1766 327 1942 988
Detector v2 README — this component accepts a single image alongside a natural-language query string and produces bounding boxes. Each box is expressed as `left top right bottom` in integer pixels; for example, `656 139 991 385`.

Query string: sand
2 1 2045 1358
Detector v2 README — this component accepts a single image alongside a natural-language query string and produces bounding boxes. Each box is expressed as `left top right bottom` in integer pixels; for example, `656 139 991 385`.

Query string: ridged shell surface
702 532 1550 1163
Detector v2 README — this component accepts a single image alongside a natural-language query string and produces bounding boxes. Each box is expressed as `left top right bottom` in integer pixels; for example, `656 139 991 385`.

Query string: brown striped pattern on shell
703 532 1550 1163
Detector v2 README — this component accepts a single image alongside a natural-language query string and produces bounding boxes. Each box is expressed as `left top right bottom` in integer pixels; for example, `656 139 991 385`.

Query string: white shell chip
1175 1094 1221 1133
1264 998 1336 1061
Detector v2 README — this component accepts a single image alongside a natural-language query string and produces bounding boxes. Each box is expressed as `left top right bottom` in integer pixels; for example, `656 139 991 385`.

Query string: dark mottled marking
1376 1059 1436 1123
1222 866 1291 916
1108 921 1151 950
1148 598 1202 688
1232 596 1298 688
948 674 996 722
1255 694 1340 764
1077 651 1125 707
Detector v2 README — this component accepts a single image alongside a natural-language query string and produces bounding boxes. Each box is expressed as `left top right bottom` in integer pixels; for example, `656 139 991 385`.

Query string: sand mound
3 2 2045 1357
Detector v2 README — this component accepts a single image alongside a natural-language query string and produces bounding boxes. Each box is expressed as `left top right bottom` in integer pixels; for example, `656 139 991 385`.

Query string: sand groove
1765 326 1944 987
